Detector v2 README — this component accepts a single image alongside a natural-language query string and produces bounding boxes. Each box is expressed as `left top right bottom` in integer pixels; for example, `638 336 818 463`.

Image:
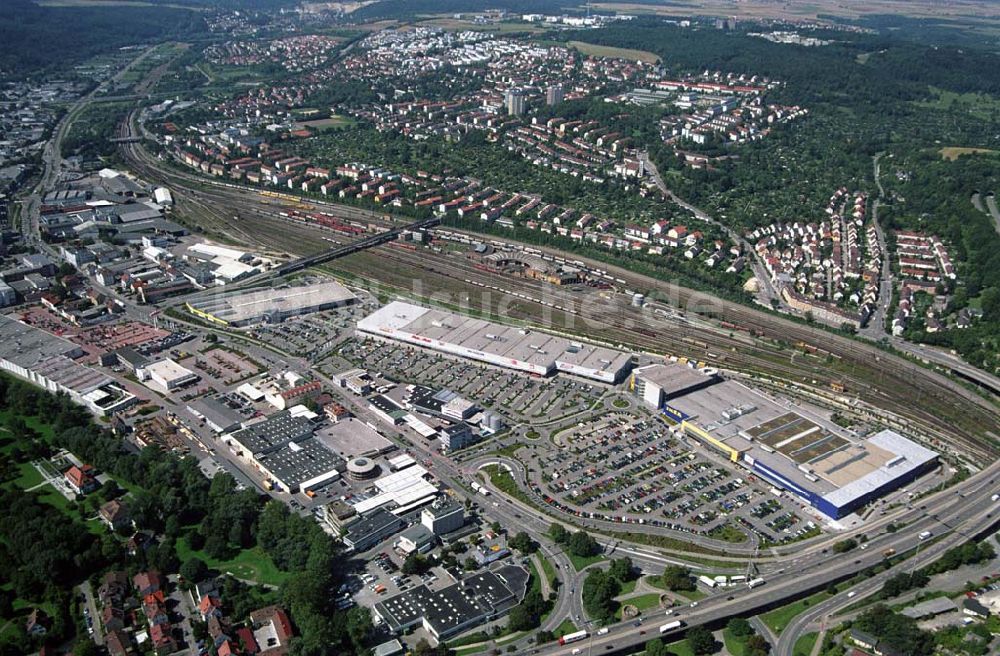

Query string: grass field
569 552 606 571
665 638 695 656
453 645 488 656
645 576 707 601
619 578 638 596
554 618 578 637
616 592 664 618
723 628 749 656
566 40 660 63
538 553 560 588
940 147 998 160
176 536 289 587
760 590 832 635
792 632 819 656
296 115 357 131
918 87 1000 121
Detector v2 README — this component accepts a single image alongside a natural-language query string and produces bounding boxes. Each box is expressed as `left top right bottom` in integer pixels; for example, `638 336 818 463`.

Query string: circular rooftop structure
347 456 379 480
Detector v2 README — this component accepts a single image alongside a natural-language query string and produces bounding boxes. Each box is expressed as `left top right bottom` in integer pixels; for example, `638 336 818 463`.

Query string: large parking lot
249 297 378 360
332 338 604 423
520 409 815 544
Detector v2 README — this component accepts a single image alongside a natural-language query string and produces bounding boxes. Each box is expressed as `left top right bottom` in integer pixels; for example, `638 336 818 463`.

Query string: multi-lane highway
515 459 1000 655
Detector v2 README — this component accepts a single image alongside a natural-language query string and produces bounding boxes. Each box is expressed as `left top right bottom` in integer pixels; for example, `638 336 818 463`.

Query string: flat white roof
822 429 938 507
190 280 356 323
358 301 632 382
145 358 196 384
352 464 438 515
189 242 248 261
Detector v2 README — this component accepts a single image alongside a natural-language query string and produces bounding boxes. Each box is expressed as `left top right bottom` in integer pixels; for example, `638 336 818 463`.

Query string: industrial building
373 566 528 645
357 301 633 383
186 397 245 434
656 377 939 519
631 362 721 409
0 316 137 416
342 507 406 552
351 463 438 516
255 438 342 493
186 280 356 327
226 410 344 493
142 358 198 391
421 498 465 535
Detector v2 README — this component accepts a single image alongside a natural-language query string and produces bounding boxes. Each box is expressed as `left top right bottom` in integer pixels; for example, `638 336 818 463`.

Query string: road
985 193 1000 236
18 44 160 260
858 154 893 340
78 581 103 647
517 458 1000 655
639 150 780 307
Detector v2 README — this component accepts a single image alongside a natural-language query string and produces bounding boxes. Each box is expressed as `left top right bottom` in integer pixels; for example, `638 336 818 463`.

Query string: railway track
118 135 999 463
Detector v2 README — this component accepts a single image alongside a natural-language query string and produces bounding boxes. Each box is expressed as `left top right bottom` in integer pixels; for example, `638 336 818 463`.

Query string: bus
559 630 588 645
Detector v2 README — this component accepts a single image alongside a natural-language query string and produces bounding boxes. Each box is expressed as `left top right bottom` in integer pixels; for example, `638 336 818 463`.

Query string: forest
0 0 208 80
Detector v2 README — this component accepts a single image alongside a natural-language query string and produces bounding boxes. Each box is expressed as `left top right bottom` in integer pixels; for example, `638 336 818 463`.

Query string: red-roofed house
65 464 98 494
133 570 163 597
250 606 294 656
199 594 223 620
236 626 259 654
149 622 177 655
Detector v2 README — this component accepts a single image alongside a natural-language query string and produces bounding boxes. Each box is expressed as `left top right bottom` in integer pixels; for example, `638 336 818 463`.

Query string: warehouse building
186 280 357 327
142 358 198 391
225 410 344 492
661 378 939 520
373 566 528 645
357 301 633 383
186 397 244 434
351 464 438 516
342 508 406 552
0 316 137 416
255 438 342 493
631 362 720 409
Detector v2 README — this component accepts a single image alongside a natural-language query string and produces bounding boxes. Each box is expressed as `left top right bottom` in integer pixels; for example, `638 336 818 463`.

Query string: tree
746 634 770 655
567 531 600 558
832 538 857 553
549 523 569 544
402 553 431 576
726 617 753 638
853 605 933 656
509 531 537 554
581 570 621 621
660 565 695 591
686 625 719 655
645 639 671 656
179 557 208 583
608 557 635 582
72 639 100 656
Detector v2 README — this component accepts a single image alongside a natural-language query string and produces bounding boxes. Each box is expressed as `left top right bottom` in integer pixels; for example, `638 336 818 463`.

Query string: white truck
747 578 766 589
660 620 683 634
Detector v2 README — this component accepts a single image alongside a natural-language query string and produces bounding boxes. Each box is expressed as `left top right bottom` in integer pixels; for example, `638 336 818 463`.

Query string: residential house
25 609 49 636
65 464 98 494
250 606 294 656
133 570 163 597
105 629 133 656
99 499 133 531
